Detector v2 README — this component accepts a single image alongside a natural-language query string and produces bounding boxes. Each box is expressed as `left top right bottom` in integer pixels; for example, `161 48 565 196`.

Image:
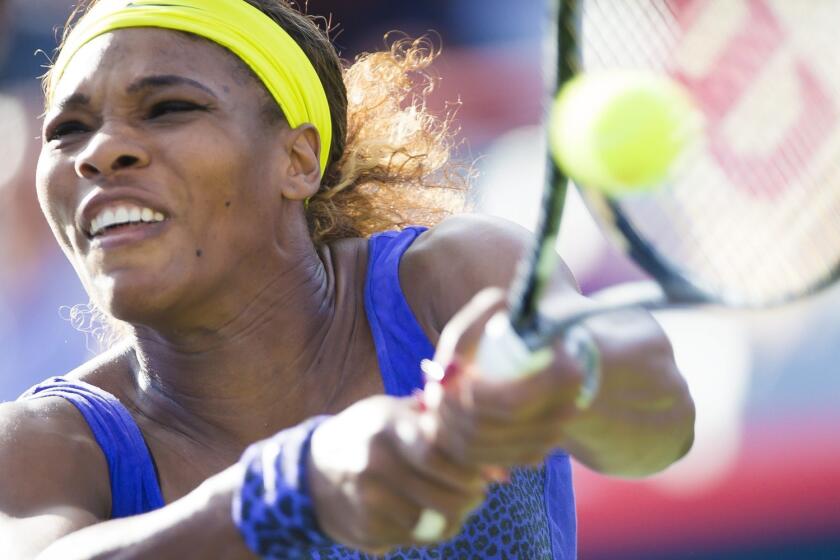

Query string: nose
74 127 150 179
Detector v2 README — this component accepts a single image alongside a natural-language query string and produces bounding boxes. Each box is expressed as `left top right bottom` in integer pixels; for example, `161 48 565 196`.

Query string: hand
424 288 590 469
306 395 486 554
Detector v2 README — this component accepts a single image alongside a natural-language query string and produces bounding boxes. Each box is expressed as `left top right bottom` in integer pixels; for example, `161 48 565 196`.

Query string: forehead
50 27 251 106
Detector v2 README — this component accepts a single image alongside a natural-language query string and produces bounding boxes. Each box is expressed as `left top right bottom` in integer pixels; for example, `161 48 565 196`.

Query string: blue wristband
232 415 333 559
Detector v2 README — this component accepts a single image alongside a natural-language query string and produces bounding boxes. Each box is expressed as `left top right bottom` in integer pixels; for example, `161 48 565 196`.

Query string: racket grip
476 313 553 380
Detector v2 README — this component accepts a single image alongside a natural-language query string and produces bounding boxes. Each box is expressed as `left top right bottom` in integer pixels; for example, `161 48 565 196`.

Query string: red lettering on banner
669 0 836 198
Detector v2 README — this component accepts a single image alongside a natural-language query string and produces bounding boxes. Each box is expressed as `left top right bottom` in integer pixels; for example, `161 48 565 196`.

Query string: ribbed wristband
232 415 333 559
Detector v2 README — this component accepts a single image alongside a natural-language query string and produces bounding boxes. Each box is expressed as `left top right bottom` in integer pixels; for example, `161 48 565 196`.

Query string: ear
277 124 322 201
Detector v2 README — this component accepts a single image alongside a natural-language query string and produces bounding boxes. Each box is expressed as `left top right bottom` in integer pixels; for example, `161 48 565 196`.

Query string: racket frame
507 0 580 350
512 0 840 351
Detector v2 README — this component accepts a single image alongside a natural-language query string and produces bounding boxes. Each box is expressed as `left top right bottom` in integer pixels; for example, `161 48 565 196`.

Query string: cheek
35 151 73 244
179 139 277 243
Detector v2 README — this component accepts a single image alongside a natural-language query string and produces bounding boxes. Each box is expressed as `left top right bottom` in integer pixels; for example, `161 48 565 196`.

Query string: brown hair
47 0 468 245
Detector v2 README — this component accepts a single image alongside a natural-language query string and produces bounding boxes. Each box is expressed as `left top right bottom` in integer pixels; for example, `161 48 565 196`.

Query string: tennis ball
549 72 701 195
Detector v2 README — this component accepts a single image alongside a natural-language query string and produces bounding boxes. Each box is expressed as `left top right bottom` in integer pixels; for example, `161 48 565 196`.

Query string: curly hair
46 0 469 246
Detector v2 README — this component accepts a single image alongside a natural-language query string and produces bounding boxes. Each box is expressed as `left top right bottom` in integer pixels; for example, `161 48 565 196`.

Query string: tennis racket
474 0 840 383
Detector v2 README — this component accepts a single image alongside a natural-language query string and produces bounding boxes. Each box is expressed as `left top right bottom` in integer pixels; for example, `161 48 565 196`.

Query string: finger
388 473 485 537
337 438 478 551
352 477 422 541
390 411 486 495
407 500 480 545
440 406 568 451
456 361 583 424
436 405 568 466
453 434 563 468
398 480 485 544
377 439 486 536
316 473 417 552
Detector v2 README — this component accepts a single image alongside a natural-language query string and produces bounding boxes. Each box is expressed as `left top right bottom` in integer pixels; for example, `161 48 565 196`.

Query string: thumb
434 287 509 367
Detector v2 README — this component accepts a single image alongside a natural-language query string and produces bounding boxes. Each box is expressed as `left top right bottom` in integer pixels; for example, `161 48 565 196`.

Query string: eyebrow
126 74 218 98
49 75 218 115
54 92 92 112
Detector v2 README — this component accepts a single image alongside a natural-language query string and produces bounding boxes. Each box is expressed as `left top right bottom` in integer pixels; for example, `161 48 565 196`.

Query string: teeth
115 206 129 225
101 208 117 230
89 204 166 236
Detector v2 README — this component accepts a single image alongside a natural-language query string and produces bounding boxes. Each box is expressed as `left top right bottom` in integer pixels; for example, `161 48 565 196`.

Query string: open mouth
88 205 166 239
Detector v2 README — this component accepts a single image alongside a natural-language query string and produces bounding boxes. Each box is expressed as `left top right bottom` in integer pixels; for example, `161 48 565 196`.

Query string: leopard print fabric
235 417 554 559
311 466 553 560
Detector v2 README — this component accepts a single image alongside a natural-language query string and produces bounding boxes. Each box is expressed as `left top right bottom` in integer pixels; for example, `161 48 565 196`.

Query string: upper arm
0 399 110 557
400 214 580 337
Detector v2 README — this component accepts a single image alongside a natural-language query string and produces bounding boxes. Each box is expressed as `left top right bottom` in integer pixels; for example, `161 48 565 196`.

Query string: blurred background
2 1 839 558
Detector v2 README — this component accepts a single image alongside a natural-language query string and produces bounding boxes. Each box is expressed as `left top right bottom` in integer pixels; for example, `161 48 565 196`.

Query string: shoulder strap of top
364 227 436 397
18 376 165 518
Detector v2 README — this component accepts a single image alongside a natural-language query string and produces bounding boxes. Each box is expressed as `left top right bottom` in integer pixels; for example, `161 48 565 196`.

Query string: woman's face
38 28 306 326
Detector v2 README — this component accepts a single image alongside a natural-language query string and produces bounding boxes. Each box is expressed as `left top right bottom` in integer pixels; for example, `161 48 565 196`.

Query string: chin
90 269 182 327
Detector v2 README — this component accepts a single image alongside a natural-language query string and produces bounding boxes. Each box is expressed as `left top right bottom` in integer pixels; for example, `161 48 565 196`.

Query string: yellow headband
50 0 332 176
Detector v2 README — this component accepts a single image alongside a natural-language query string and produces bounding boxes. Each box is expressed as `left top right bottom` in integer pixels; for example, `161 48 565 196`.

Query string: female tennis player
0 1 694 558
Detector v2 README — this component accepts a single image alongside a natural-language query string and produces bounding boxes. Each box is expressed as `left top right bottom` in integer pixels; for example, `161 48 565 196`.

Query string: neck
127 239 372 448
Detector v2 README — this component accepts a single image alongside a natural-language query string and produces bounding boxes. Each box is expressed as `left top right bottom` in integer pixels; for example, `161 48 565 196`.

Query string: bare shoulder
0 395 110 520
400 214 578 337
0 343 132 522
0 394 112 556
405 215 529 280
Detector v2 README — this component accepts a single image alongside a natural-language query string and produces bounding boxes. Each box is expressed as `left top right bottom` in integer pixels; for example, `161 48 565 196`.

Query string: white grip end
476 313 552 380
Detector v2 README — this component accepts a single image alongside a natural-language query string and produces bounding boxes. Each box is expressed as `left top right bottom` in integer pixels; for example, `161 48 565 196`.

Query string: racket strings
572 0 840 305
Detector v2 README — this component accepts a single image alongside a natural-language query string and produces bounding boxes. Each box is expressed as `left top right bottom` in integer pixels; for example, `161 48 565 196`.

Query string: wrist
232 415 334 559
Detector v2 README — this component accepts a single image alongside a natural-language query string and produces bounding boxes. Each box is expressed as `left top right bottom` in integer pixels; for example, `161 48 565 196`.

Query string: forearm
34 415 333 560
562 312 695 477
37 466 254 560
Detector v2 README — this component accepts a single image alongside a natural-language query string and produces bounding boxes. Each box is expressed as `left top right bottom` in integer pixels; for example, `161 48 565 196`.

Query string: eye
147 100 207 119
46 120 90 142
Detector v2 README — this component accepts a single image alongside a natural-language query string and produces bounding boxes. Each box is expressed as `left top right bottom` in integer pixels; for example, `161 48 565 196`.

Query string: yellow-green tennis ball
549 72 701 196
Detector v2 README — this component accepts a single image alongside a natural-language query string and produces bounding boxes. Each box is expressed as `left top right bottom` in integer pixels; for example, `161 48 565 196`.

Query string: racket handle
476 313 553 380
476 313 602 409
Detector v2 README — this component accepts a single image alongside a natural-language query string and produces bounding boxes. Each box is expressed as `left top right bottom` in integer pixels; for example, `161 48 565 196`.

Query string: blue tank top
18 376 165 517
18 227 576 558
